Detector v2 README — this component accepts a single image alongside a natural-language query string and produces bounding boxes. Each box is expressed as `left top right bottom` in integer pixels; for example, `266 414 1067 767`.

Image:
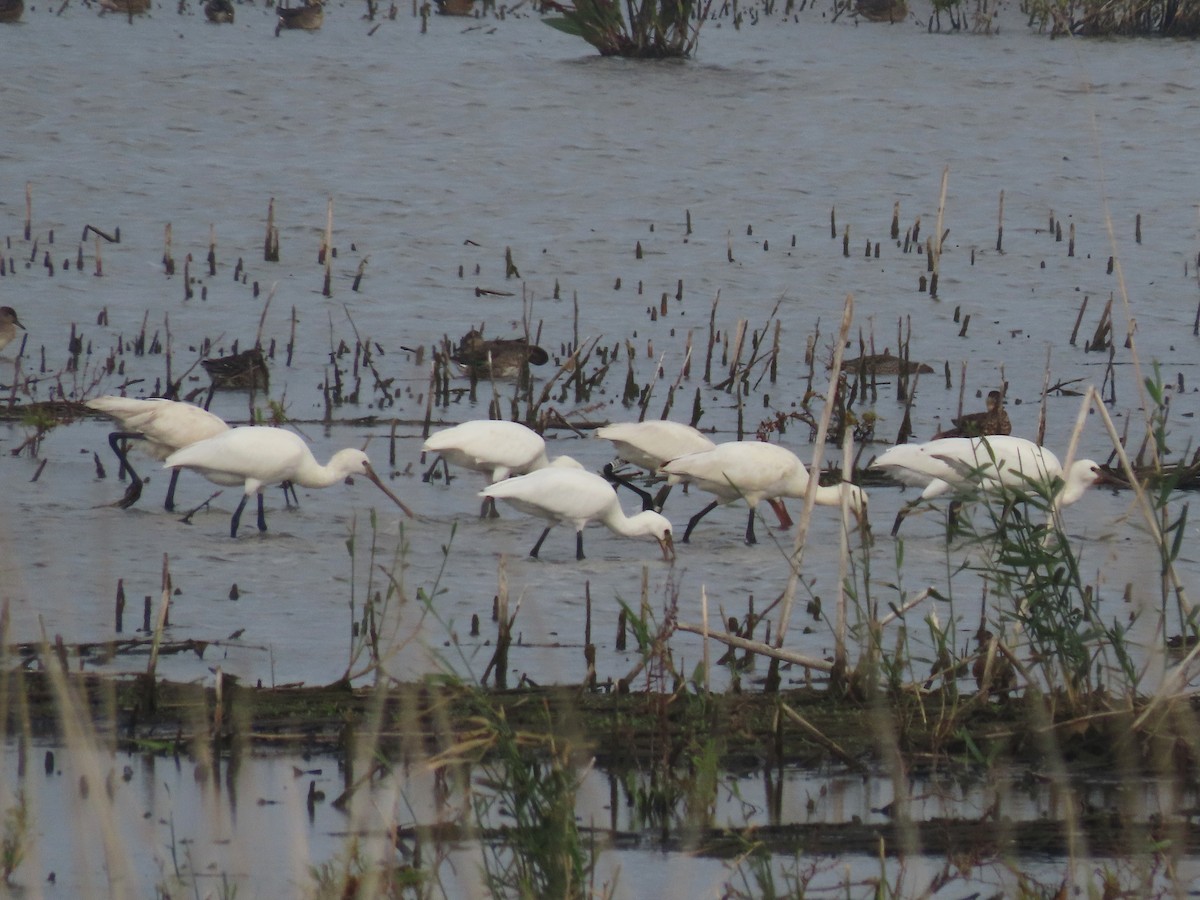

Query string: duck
934 390 1011 439
204 0 234 22
0 307 25 352
450 329 550 380
0 0 25 23
276 0 324 32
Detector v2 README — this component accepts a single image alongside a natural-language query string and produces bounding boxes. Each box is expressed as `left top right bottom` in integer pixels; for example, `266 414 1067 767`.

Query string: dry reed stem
674 621 834 671
773 294 854 661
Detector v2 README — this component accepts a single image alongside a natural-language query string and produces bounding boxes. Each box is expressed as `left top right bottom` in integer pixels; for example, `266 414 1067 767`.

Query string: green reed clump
543 0 708 58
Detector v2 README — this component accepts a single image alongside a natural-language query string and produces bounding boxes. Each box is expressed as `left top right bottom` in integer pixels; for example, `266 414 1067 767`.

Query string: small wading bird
870 435 1102 536
422 419 560 517
595 420 718 512
479 467 675 561
659 441 868 545
450 329 549 380
86 396 230 510
0 307 25 353
934 390 1011 439
165 427 412 537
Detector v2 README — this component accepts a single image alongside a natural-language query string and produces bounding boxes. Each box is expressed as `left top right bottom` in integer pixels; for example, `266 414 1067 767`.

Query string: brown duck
276 0 323 31
451 329 550 379
934 390 1011 439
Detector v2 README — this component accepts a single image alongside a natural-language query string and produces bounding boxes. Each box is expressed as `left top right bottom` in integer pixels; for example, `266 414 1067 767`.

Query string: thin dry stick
774 294 854 661
876 587 935 628
780 702 866 774
834 426 852 671
932 165 950 277
674 622 833 672
255 282 277 349
701 586 710 694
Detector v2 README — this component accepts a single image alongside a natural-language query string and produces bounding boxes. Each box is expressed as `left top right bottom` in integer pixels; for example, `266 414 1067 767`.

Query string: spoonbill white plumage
869 435 1102 535
164 426 413 537
659 441 867 545
595 420 717 511
0 307 25 353
479 467 675 561
86 396 230 510
422 419 553 517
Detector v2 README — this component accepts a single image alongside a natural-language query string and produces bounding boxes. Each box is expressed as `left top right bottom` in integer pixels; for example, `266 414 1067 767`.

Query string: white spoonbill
479 467 675 561
0 307 24 353
165 426 413 537
595 420 717 511
87 395 230 510
870 435 1102 535
423 419 555 517
659 441 867 545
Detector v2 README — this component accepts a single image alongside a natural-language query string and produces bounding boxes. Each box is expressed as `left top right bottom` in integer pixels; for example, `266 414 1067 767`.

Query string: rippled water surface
1 0 1199 893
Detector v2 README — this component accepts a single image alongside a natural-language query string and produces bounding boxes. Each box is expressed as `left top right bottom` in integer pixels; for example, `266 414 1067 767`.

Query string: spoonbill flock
79 399 1104 559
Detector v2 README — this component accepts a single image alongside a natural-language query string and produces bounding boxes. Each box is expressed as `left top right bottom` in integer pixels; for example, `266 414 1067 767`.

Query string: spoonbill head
165 426 412 537
86 395 230 510
660 441 867 544
479 467 675 561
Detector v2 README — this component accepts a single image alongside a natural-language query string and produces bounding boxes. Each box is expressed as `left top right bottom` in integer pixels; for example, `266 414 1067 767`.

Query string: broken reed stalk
954 361 967 421
769 293 854 692
834 428 851 673
930 165 950 295
322 197 334 297
701 585 710 694
145 553 173 702
674 621 833 672
163 223 174 276
996 189 1004 252
208 224 217 277
1069 295 1089 345
1036 345 1051 446
24 182 32 240
703 290 719 383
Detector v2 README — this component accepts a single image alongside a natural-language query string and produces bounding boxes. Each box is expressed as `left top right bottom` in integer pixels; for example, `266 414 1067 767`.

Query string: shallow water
1 0 1199 893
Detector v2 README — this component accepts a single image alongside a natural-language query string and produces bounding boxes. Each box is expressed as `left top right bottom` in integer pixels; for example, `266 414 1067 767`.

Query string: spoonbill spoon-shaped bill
659 441 867 545
0 306 25 353
870 435 1102 535
479 467 675 561
164 426 413 537
86 395 230 510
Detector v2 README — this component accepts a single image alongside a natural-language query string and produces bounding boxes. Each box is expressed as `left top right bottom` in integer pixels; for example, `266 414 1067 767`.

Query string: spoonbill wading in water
87 396 231 509
165 426 412 537
870 435 1102 536
479 467 675 561
659 440 867 545
422 419 563 517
